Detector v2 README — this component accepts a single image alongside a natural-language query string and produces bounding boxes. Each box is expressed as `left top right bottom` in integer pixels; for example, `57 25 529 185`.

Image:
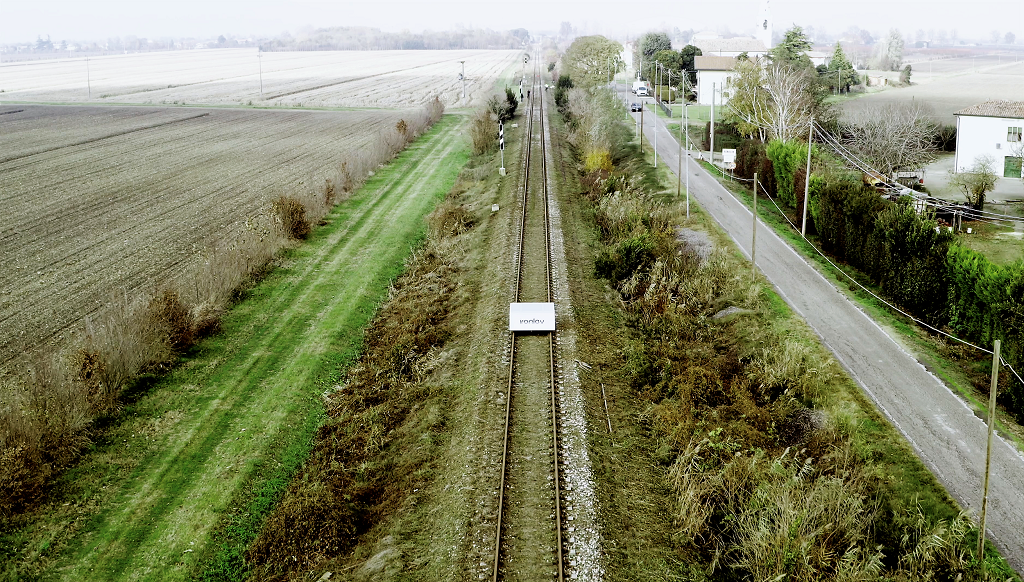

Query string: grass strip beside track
12 114 468 582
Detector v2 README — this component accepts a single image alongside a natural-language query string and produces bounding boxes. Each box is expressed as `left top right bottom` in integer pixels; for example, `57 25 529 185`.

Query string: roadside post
977 339 1002 562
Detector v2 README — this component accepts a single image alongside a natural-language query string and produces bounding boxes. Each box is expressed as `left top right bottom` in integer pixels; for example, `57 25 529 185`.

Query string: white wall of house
696 70 735 105
954 114 1024 177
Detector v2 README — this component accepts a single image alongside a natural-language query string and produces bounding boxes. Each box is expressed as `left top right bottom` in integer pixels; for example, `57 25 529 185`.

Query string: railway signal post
499 121 505 175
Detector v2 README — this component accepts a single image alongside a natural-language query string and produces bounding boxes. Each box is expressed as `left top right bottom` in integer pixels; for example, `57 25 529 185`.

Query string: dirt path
41 115 467 582
627 85 1024 574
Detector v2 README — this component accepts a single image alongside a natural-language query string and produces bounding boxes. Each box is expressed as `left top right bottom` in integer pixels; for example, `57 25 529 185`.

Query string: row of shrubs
730 132 1024 422
0 99 446 520
563 86 1014 581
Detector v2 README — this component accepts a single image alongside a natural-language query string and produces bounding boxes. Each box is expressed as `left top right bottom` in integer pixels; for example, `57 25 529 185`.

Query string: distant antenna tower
759 0 774 49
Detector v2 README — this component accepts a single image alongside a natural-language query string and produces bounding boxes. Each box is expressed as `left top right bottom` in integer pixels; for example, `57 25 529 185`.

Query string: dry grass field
0 104 409 368
0 48 521 108
840 53 1024 124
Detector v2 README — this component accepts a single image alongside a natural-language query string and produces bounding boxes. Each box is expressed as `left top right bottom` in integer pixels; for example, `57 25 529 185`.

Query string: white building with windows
694 56 737 105
954 101 1024 178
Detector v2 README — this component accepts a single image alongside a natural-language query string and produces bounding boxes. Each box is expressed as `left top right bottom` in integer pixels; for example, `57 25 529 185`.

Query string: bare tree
844 102 937 178
948 155 999 209
761 65 818 142
729 61 819 142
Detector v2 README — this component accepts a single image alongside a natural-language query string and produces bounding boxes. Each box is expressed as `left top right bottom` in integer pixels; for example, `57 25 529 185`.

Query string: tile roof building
954 101 1024 178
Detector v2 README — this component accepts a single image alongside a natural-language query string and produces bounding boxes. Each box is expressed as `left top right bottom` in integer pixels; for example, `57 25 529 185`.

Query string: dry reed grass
470 107 498 155
569 85 1003 581
0 98 447 519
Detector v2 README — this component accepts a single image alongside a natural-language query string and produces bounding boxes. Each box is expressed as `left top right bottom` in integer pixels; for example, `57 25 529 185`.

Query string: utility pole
752 172 758 281
977 339 1002 562
459 60 466 104
677 83 682 200
685 101 690 219
802 117 813 237
86 56 91 99
257 52 263 94
654 63 658 168
710 82 716 165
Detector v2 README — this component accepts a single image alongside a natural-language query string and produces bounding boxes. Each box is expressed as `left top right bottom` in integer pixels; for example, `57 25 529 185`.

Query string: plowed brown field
0 104 405 367
0 48 521 108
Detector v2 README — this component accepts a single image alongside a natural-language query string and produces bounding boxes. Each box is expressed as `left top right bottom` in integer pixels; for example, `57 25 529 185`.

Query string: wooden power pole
752 172 758 281
977 339 1002 562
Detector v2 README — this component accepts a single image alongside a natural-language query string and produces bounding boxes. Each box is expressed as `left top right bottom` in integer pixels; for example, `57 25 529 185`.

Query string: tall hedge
947 247 1024 418
765 140 808 208
810 172 1024 418
735 139 777 199
811 176 953 323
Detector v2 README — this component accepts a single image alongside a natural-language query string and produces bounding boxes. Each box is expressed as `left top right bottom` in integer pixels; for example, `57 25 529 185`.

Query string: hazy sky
3 0 1022 44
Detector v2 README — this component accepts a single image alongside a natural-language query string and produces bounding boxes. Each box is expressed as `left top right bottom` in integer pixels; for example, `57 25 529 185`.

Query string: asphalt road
619 85 1024 572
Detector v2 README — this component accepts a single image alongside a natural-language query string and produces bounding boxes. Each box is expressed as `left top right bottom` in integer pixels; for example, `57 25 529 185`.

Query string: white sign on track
509 303 556 331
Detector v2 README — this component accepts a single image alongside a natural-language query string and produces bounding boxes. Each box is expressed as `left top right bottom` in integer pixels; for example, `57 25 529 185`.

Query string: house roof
691 37 768 55
955 100 1024 119
694 56 737 71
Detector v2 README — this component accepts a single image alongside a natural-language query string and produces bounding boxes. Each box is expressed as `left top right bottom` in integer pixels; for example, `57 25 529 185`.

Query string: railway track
491 61 565 582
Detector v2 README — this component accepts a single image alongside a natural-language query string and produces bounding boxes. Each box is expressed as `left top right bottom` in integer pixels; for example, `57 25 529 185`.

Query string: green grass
664 103 714 123
0 115 470 582
959 221 1024 266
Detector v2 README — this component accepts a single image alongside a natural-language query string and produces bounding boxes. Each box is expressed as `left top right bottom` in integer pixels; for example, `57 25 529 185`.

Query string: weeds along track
492 61 565 582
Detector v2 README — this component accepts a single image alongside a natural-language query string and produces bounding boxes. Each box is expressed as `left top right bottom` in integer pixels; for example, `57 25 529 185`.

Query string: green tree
634 31 672 75
488 87 519 122
510 28 530 44
825 42 857 93
563 35 623 87
35 35 53 51
648 48 682 89
680 44 703 85
770 26 813 69
899 64 912 85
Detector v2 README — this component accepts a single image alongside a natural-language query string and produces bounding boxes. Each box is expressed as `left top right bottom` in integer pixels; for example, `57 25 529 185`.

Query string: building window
1008 126 1022 142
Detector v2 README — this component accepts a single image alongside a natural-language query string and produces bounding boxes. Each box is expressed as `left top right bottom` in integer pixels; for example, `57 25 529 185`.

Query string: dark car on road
630 102 642 112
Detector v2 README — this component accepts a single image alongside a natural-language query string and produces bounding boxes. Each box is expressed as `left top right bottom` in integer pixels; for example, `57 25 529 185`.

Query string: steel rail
492 57 564 582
